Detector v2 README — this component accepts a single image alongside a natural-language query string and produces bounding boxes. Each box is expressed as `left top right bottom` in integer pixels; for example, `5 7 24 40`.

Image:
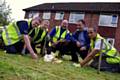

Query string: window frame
69 12 85 24
42 12 51 20
28 11 39 18
98 14 118 27
55 12 64 20
106 38 115 46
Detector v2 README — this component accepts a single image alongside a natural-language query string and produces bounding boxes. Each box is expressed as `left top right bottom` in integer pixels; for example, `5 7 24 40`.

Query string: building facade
23 3 120 51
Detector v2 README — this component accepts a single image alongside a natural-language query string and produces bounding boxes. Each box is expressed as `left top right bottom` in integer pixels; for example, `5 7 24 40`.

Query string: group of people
1 17 120 73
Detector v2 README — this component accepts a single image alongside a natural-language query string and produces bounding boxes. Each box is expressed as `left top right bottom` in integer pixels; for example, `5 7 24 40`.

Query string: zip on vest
35 30 46 44
53 26 67 42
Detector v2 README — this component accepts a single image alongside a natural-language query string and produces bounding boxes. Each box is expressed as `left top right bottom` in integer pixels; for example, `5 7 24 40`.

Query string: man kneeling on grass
2 17 41 59
22 20 49 56
47 20 72 60
75 27 120 73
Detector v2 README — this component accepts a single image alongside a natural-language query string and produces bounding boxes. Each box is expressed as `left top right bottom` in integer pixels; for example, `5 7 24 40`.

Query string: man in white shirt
79 27 120 73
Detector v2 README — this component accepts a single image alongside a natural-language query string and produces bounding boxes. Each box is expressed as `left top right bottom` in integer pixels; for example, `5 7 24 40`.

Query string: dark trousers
5 41 24 53
0 36 6 50
90 57 120 73
5 41 37 54
70 42 89 62
47 41 79 63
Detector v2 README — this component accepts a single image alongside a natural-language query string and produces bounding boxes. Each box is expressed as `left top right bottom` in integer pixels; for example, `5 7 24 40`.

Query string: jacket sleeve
49 27 56 38
49 27 56 42
71 31 78 43
65 32 72 41
17 21 29 35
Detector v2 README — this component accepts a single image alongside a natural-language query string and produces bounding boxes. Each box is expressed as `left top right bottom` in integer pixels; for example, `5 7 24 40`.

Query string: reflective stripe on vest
2 22 21 45
52 26 68 42
91 34 120 64
33 28 39 41
35 28 47 44
91 34 117 57
2 19 32 46
3 26 11 45
13 22 22 39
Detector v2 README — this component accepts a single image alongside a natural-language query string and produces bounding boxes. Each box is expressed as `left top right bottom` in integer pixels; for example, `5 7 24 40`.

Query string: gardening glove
73 63 81 68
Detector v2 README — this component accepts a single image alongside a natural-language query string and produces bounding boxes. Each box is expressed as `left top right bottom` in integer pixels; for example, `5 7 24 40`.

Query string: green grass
0 50 120 80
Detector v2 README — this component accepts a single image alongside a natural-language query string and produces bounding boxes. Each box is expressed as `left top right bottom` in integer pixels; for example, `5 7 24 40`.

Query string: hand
80 47 86 51
59 40 66 43
76 41 81 47
59 40 69 45
31 53 38 59
52 42 58 46
80 61 84 67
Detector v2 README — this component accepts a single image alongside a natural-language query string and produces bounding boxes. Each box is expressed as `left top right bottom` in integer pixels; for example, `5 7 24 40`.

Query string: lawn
0 50 120 80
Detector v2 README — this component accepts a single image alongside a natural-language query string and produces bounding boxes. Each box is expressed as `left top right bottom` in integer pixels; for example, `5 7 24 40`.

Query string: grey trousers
90 57 120 73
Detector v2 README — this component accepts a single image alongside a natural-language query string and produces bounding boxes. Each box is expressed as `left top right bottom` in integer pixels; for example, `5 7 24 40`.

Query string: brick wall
115 15 120 51
24 11 120 51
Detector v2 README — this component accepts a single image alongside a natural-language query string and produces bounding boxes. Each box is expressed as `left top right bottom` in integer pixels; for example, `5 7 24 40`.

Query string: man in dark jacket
71 20 90 63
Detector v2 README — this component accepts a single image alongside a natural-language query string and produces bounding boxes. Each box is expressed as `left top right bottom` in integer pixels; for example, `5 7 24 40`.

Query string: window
55 12 64 20
33 13 39 18
28 12 34 18
28 12 39 18
69 12 85 23
43 12 51 19
106 38 115 46
99 14 118 27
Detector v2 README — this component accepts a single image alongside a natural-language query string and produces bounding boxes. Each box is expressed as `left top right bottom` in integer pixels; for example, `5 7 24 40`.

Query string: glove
73 63 81 67
52 58 63 64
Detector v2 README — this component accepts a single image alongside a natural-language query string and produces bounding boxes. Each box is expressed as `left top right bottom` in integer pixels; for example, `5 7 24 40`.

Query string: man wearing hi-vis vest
2 17 41 59
27 20 49 56
47 20 73 59
79 27 120 73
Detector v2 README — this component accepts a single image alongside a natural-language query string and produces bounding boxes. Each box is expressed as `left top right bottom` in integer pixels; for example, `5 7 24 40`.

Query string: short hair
42 20 50 26
62 20 68 23
88 27 97 32
42 20 49 23
32 17 42 23
77 19 85 25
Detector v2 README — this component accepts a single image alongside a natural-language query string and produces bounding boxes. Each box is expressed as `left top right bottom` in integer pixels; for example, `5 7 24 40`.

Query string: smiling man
80 27 120 73
2 17 41 59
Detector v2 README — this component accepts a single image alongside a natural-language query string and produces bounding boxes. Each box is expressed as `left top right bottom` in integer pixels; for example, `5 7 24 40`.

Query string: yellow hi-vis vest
91 34 120 64
49 26 69 47
2 19 31 46
29 27 47 44
52 26 69 42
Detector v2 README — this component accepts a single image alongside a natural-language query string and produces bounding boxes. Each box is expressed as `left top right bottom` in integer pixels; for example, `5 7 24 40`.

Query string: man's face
32 19 41 28
61 20 68 29
88 28 97 39
41 20 50 29
76 21 84 30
